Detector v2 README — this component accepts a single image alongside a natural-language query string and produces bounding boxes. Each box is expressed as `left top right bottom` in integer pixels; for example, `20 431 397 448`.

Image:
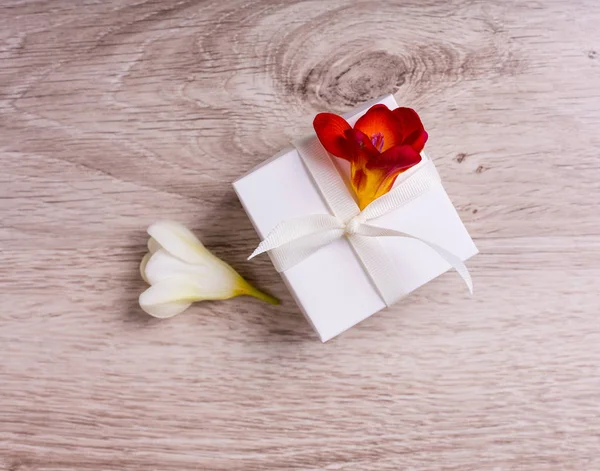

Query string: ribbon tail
418 238 473 295
356 224 473 295
249 237 278 260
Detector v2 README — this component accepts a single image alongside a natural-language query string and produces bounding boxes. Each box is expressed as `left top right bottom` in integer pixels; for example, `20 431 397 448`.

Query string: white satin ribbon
249 136 473 305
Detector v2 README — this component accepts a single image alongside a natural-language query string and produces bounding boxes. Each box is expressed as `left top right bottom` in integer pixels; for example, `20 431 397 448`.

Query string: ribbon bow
249 136 472 306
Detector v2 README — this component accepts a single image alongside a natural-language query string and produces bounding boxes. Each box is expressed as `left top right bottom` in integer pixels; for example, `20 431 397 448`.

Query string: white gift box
233 95 478 342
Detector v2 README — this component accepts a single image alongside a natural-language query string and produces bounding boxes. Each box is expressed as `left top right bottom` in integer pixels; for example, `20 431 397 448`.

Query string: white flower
139 221 278 318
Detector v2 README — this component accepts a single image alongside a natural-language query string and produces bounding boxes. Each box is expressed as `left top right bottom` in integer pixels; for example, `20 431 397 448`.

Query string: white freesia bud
139 221 278 318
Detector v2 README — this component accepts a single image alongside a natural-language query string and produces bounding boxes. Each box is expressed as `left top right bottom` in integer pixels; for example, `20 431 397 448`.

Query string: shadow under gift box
233 95 478 342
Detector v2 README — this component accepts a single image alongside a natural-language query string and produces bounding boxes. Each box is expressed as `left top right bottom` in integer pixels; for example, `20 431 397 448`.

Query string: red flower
313 104 427 209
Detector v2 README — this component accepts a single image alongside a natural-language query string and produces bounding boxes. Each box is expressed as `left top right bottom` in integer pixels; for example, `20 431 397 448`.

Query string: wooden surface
1 0 600 469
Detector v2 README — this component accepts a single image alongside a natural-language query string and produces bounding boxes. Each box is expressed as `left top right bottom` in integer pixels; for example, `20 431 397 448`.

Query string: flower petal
147 220 214 265
143 248 236 296
139 269 246 318
313 113 352 160
353 146 422 209
140 252 152 284
391 107 428 152
344 129 379 158
144 249 198 285
354 104 404 152
147 237 161 254
366 144 422 171
407 130 428 153
140 299 192 318
139 277 195 318
352 166 388 210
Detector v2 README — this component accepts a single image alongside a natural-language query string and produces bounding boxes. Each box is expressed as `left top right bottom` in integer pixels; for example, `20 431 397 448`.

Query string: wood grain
1 0 600 469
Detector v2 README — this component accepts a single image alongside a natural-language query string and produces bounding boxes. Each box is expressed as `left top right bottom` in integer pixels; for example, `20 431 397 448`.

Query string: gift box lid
233 95 478 342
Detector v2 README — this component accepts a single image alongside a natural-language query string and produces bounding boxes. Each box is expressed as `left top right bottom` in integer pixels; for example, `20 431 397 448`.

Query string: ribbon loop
249 137 473 304
249 213 341 259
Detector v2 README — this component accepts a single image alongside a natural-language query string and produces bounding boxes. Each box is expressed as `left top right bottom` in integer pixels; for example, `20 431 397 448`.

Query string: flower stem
240 282 280 305
249 288 280 305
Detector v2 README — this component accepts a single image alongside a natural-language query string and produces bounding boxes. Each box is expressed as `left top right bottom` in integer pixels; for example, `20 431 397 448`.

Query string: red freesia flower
313 104 428 209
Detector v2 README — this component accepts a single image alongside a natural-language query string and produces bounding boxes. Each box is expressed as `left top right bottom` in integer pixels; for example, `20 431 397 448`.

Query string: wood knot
297 51 408 108
455 153 468 163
